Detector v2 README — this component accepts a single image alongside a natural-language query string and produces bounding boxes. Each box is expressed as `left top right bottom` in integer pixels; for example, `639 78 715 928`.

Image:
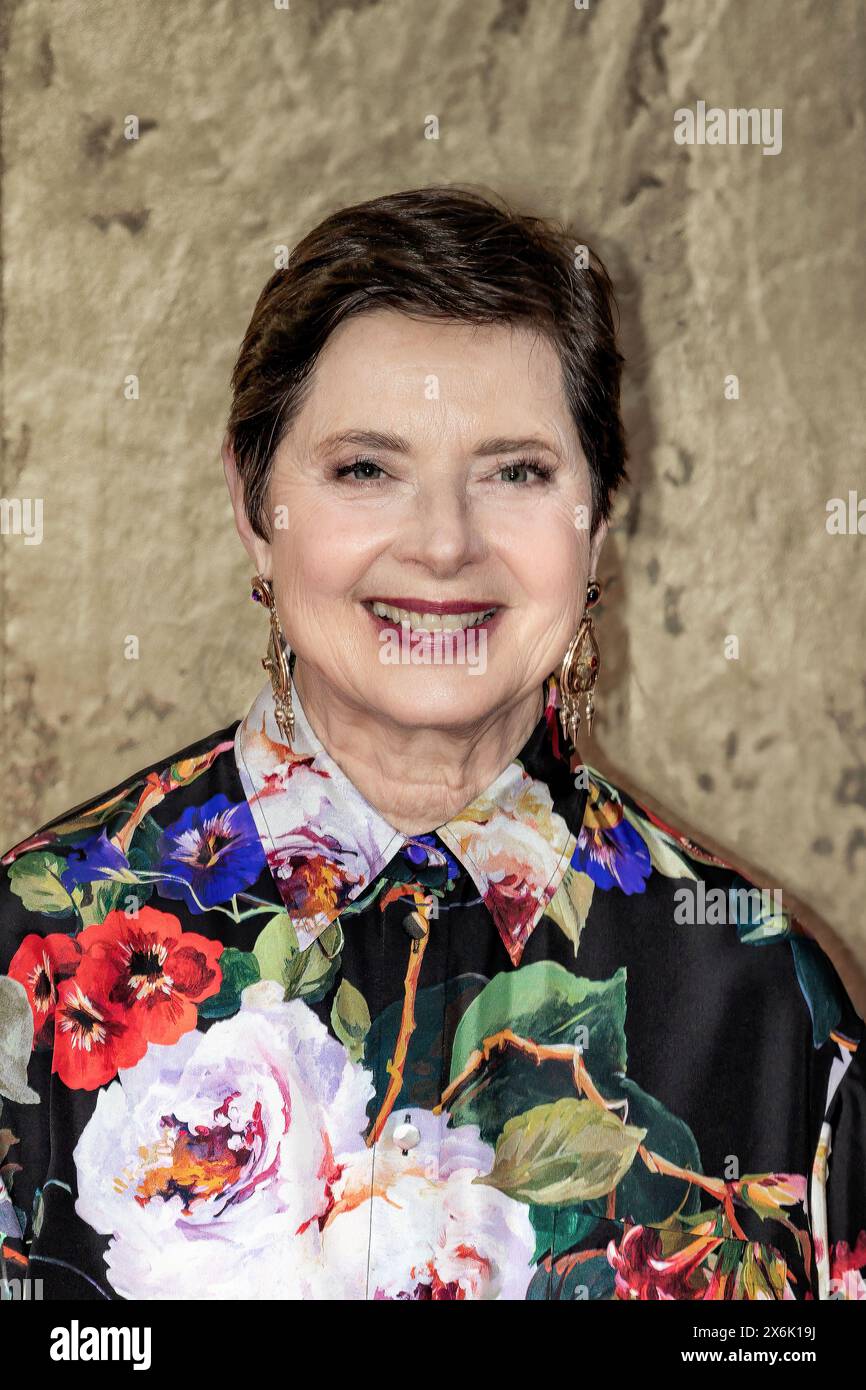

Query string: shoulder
575 759 865 1053
0 717 244 970
4 717 242 856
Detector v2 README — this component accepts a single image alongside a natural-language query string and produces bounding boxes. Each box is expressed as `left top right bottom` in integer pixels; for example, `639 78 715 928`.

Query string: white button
393 1118 421 1152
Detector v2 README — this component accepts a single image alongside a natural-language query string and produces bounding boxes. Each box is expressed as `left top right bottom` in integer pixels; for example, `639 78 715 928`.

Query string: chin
360 667 510 725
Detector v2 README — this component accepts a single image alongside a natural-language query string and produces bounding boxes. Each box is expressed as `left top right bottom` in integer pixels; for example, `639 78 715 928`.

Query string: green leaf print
788 935 843 1047
475 1097 646 1205
586 1076 703 1223
8 852 77 918
253 912 342 1004
528 1204 604 1264
253 912 301 979
73 881 144 929
330 980 372 1063
528 1076 705 1260
542 865 595 955
526 1248 617 1300
197 948 260 1020
448 961 628 1142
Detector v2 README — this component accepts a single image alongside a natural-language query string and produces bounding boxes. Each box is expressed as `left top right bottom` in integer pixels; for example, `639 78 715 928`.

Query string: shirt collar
234 670 587 966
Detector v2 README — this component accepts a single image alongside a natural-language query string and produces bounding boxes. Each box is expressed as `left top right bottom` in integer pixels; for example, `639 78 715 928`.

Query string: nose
394 472 485 574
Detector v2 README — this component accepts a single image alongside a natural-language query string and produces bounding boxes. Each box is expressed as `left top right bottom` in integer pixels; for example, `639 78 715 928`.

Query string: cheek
268 517 380 606
495 502 588 600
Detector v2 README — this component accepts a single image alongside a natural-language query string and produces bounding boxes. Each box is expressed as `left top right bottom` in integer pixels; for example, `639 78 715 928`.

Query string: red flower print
830 1228 866 1298
7 932 82 1043
75 906 223 1048
53 964 147 1090
8 910 224 1091
607 1222 723 1300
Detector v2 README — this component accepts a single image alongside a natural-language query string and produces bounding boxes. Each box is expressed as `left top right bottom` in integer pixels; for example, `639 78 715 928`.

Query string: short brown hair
226 184 628 539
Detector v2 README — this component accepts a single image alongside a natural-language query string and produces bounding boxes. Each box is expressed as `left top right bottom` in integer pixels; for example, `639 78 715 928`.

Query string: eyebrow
313 429 563 459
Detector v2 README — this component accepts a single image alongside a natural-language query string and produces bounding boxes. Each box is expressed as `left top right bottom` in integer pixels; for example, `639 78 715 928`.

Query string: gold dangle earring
558 579 602 747
250 574 295 744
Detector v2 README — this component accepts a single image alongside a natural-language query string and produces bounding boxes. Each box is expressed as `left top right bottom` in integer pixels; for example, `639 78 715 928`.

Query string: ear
588 515 609 579
222 433 273 578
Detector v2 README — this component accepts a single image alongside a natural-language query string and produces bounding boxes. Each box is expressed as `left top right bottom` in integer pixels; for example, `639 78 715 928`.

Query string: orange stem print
365 887 432 1147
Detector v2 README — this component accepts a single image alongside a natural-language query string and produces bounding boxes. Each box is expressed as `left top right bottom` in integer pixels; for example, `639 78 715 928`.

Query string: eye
333 454 557 486
334 456 387 483
496 457 555 485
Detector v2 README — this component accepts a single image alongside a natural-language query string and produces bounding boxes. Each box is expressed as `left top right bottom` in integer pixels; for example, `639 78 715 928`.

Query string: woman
1 185 863 1302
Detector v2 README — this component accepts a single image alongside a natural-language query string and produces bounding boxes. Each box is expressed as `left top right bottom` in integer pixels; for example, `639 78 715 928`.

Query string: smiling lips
363 597 500 632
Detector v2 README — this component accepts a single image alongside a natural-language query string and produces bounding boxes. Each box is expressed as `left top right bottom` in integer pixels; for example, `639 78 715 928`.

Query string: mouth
361 598 501 633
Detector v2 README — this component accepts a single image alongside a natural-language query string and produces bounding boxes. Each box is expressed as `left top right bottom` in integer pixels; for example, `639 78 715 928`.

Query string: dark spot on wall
307 0 382 38
89 209 151 236
6 667 62 833
4 422 32 489
8 424 28 470
663 585 684 634
754 734 778 752
811 837 833 855
697 772 714 792
83 117 159 166
116 695 179 750
845 826 866 872
83 117 114 165
622 173 663 207
649 11 670 80
826 690 866 744
626 83 649 123
724 730 738 761
124 693 177 726
622 488 642 538
662 447 694 487
622 0 669 126
490 0 530 36
835 766 866 810
37 31 54 86
646 556 659 584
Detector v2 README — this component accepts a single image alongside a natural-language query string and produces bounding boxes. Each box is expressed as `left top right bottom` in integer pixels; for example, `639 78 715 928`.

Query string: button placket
364 890 437 1299
392 1116 422 1153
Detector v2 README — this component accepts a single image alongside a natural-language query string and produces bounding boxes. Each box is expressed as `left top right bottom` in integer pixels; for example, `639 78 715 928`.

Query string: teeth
369 602 496 631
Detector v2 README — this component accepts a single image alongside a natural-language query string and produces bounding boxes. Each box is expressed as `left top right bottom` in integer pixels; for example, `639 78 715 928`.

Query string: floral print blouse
1 669 864 1302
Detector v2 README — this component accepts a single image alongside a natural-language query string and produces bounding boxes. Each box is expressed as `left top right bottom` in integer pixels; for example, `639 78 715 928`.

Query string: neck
291 659 547 835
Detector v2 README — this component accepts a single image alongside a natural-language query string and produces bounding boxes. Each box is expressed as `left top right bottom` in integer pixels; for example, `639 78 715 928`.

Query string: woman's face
226 308 607 732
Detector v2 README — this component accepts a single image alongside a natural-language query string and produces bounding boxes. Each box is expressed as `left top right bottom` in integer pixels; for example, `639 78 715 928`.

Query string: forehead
292 309 573 436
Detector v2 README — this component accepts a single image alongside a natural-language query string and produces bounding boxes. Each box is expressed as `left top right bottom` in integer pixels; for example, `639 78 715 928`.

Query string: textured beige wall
1 0 864 999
